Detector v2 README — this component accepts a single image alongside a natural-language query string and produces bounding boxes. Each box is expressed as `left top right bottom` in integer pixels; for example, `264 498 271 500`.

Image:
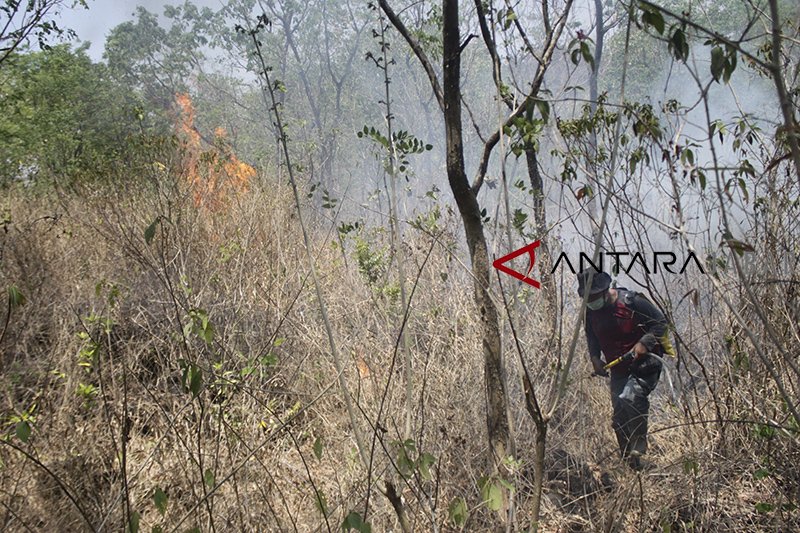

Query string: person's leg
628 362 663 455
612 374 653 458
627 389 650 455
610 375 632 457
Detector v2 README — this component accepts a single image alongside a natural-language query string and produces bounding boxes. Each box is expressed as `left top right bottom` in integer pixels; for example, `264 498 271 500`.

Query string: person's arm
585 316 607 375
630 293 667 353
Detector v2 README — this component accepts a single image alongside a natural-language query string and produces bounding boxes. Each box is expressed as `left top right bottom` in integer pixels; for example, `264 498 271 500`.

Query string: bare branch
378 0 445 111
541 0 551 36
474 0 505 94
505 0 544 65
472 0 575 194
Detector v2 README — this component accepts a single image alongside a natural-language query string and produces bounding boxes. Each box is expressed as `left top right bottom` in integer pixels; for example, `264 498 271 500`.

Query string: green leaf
642 9 665 35
448 497 469 527
755 423 775 439
418 452 436 481
670 28 689 62
342 511 371 532
203 468 215 489
685 148 694 166
486 483 503 511
738 160 756 177
755 502 774 513
396 444 415 477
15 420 31 443
754 468 770 480
497 477 515 492
536 99 550 123
710 46 724 82
503 8 517 30
144 218 159 245
190 367 203 397
723 49 737 83
738 178 749 202
479 478 503 511
683 458 699 475
200 323 214 344
580 42 595 71
128 511 140 533
183 364 203 398
153 487 168 515
8 285 26 308
512 209 528 234
698 170 707 190
313 437 323 460
260 353 278 367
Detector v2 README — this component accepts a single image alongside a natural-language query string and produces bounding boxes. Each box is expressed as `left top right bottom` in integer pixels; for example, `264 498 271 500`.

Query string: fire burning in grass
175 93 254 210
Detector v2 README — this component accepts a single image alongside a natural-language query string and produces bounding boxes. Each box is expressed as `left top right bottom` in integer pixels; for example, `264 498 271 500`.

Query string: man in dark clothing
578 269 667 470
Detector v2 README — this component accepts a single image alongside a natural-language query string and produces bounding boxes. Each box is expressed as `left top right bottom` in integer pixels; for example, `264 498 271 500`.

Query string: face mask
586 294 606 311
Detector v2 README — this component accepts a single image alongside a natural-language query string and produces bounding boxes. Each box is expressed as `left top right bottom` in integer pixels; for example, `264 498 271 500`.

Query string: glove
591 357 608 377
632 342 648 360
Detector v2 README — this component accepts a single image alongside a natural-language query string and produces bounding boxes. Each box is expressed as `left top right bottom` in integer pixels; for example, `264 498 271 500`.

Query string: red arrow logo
493 240 541 288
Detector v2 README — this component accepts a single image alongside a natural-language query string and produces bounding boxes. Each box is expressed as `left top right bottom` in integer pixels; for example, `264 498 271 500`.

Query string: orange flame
175 93 254 210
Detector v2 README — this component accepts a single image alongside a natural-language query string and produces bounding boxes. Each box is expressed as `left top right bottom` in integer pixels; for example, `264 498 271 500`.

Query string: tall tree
104 4 212 112
379 0 574 482
379 0 509 472
0 44 139 184
0 0 86 69
254 0 368 185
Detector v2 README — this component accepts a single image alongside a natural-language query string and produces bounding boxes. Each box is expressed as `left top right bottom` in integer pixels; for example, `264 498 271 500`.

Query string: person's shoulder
617 288 644 306
619 289 662 315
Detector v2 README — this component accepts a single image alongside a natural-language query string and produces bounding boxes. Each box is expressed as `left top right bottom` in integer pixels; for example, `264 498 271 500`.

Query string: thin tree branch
638 0 771 71
474 0 507 96
0 440 97 532
505 0 544 64
471 0 575 194
378 0 445 111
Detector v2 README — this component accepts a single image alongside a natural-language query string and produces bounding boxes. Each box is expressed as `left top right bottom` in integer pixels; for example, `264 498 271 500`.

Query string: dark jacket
585 288 667 377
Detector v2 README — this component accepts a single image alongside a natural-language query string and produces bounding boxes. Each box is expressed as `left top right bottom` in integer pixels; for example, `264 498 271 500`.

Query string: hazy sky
57 1 216 61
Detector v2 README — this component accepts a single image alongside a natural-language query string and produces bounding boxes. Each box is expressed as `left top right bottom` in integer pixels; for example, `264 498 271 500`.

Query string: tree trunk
586 0 606 237
530 421 548 525
442 0 510 465
525 149 558 347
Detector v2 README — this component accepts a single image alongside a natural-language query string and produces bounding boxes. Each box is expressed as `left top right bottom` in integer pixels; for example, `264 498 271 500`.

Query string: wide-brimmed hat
576 269 611 297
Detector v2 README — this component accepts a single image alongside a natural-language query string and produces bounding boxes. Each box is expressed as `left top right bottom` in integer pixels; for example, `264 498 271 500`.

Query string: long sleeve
585 314 603 360
630 294 667 351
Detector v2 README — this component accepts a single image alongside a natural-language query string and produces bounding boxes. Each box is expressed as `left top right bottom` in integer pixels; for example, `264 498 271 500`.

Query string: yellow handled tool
604 350 635 370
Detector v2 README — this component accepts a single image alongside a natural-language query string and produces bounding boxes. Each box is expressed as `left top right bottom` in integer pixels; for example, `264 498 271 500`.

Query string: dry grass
0 164 797 532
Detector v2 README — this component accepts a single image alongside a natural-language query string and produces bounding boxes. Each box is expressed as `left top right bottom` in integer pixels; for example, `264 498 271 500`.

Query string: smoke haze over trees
0 0 799 531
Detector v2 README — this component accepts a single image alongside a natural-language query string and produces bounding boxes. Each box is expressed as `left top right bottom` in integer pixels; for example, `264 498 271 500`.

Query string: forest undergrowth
0 148 797 532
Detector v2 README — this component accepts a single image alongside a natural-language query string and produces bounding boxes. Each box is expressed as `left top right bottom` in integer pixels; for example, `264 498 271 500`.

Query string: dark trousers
609 357 661 457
